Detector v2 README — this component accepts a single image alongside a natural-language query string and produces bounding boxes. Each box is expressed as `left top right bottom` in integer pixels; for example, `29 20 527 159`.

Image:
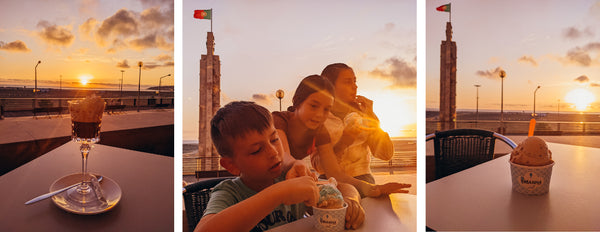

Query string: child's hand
343 196 365 229
356 95 376 119
276 176 319 207
358 181 411 198
365 182 412 197
285 160 317 181
377 182 411 195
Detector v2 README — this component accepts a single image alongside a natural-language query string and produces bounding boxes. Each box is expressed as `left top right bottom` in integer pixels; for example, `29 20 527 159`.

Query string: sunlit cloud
116 59 130 68
79 18 98 41
518 55 538 66
475 66 503 79
96 9 139 45
0 40 31 53
574 75 589 83
369 57 416 88
558 43 600 67
37 20 75 47
140 7 173 28
140 61 173 69
155 54 172 62
128 33 173 51
562 26 594 39
252 93 274 106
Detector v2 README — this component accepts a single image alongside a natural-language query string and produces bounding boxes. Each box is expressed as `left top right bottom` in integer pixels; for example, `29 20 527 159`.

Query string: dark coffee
72 121 101 139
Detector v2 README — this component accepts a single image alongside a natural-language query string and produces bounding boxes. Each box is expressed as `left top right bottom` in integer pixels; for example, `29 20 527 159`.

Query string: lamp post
533 85 541 117
34 60 41 109
158 74 171 104
474 84 481 124
276 89 284 111
499 70 506 133
137 61 143 112
34 60 41 93
120 70 124 99
59 75 62 91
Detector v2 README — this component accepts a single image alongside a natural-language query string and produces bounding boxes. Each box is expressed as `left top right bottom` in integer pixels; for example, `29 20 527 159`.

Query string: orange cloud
0 40 31 53
37 21 75 46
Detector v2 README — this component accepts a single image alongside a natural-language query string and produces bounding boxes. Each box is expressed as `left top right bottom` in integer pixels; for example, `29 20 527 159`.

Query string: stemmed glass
65 96 106 209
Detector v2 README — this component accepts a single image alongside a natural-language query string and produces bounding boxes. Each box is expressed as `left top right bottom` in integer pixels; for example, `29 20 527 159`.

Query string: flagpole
211 8 213 32
449 3 452 22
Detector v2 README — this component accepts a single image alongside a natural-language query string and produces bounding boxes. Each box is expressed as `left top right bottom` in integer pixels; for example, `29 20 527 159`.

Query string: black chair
183 177 234 232
426 129 516 180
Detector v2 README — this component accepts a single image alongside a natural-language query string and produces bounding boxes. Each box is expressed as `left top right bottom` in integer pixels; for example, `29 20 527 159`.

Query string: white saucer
50 173 122 215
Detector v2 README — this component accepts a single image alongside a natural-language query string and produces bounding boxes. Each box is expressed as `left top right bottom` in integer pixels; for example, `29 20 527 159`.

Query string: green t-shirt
203 176 307 232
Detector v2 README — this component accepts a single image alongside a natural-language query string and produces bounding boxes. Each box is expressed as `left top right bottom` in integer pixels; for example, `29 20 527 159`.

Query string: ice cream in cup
509 136 555 195
314 178 347 232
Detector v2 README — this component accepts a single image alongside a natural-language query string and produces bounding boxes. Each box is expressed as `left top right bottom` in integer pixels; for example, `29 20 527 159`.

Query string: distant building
198 32 221 171
439 22 457 130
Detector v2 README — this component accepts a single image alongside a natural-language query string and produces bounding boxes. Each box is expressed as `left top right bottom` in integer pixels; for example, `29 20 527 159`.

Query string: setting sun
565 88 595 111
78 74 93 86
364 91 416 138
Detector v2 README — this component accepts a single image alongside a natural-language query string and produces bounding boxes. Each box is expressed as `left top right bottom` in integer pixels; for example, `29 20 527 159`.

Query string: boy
195 101 364 232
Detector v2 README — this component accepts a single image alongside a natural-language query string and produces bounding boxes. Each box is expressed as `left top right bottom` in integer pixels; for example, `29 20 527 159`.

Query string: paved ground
0 109 174 144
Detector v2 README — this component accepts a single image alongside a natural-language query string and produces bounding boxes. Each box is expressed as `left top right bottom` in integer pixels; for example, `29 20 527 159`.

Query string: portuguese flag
436 4 451 12
194 9 211 19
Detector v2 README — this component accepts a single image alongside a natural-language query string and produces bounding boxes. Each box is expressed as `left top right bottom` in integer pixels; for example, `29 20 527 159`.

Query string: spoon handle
25 182 80 205
25 176 103 205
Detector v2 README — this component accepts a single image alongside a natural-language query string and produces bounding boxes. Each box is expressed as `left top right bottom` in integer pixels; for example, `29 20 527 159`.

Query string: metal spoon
25 176 103 205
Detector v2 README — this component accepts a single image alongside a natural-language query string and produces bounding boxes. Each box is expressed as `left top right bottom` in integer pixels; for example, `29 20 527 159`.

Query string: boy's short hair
210 101 273 157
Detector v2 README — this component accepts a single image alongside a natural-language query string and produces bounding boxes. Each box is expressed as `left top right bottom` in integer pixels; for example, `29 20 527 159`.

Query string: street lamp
499 70 506 133
34 60 41 93
158 74 172 104
533 85 541 117
276 89 284 111
59 75 62 91
474 84 481 123
137 61 143 112
120 70 124 99
34 60 41 109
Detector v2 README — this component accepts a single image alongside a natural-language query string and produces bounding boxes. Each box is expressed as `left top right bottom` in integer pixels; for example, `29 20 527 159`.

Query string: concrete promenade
0 109 174 175
0 109 174 144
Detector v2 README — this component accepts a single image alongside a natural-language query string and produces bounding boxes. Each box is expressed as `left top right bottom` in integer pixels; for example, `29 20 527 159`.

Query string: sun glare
364 91 416 138
565 88 595 111
79 74 93 86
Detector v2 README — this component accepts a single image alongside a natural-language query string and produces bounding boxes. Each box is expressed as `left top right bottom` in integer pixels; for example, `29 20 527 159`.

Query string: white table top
0 142 174 231
427 142 600 231
268 193 416 232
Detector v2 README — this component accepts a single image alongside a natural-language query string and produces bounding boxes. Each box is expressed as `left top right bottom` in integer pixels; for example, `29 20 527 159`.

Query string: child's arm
316 143 379 197
277 129 299 172
277 129 317 180
337 182 365 229
195 176 319 232
366 128 394 161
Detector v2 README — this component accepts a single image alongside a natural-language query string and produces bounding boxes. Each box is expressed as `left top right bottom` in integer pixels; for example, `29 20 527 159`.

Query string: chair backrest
183 177 233 232
428 129 509 179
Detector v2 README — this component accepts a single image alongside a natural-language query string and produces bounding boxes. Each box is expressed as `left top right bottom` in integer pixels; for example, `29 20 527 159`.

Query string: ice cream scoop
69 95 105 123
316 178 344 209
510 136 553 166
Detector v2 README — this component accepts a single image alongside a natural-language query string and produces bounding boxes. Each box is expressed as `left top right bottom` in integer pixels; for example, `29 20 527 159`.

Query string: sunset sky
0 0 174 90
427 0 600 113
183 0 417 140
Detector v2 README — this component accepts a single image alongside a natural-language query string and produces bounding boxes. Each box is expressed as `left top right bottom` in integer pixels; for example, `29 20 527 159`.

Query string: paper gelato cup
509 160 554 195
313 202 347 232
